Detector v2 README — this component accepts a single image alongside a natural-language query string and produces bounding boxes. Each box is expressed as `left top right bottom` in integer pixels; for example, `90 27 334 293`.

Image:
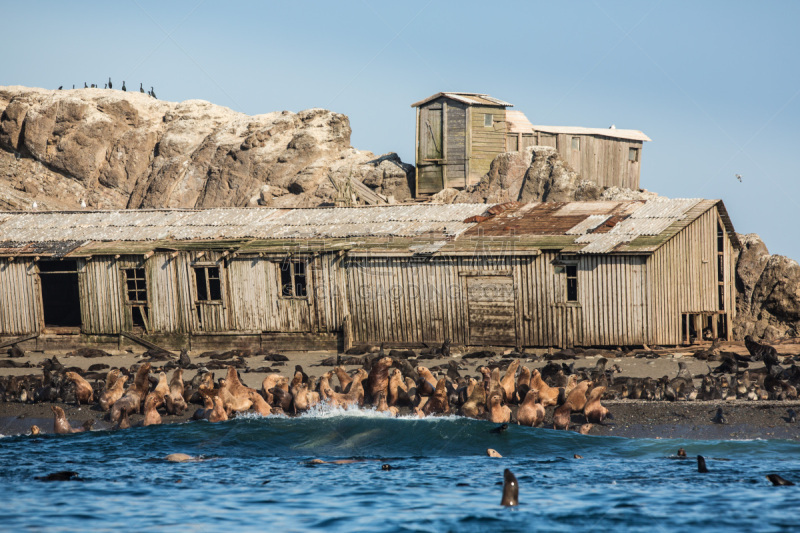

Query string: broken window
566 264 578 302
571 137 580 150
628 147 639 162
484 113 493 127
194 266 222 302
124 268 149 329
280 260 308 298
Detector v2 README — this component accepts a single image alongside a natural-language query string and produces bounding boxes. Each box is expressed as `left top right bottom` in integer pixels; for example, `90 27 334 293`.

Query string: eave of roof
411 92 513 108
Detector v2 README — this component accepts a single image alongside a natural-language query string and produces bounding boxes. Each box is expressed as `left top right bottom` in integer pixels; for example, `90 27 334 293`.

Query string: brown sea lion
142 393 162 426
261 373 284 404
500 360 520 402
553 402 572 430
459 378 486 418
152 372 169 404
165 369 187 416
487 448 502 458
368 356 393 402
517 389 545 427
99 374 128 411
206 396 228 423
578 423 593 435
388 368 411 407
51 406 92 434
109 363 151 422
326 369 367 408
416 366 437 397
423 377 450 415
291 376 312 413
375 391 398 417
247 390 272 416
529 369 559 407
64 372 94 405
30 425 41 436
332 366 353 393
564 380 592 412
583 386 609 423
488 393 511 424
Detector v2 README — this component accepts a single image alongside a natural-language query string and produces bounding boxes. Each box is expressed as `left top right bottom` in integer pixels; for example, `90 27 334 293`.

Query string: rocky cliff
430 145 657 204
0 86 413 210
734 234 800 342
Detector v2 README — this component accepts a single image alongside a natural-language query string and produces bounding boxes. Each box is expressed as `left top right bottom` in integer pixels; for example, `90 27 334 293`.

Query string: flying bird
736 174 742 182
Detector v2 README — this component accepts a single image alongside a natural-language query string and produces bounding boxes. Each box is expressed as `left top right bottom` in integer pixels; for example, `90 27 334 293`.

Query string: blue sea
2 406 799 532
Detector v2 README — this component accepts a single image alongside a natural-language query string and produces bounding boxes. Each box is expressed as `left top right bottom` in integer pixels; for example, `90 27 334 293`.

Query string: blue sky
4 1 800 260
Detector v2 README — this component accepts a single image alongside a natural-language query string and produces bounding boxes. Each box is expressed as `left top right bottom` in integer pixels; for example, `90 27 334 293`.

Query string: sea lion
367 356 393 402
499 360 520 402
677 448 687 458
110 363 151 422
712 406 727 424
388 368 411 407
574 454 583 459
142 393 162 426
206 396 228 422
529 369 559 407
487 448 502 458
564 380 592 412
64 372 94 405
30 425 41 436
165 453 197 463
459 378 486 418
99 374 128 411
583 386 609 423
578 423 593 435
152 372 169 404
423 377 450 415
766 474 795 486
375 391 398 417
697 455 709 473
326 369 366 408
501 469 519 507
220 367 256 413
51 406 92 434
490 423 509 434
35 471 82 482
517 389 545 427
247 390 272 416
416 366 437 397
488 393 511 424
333 366 353 393
165 369 188 416
262 373 284 404
553 402 572 430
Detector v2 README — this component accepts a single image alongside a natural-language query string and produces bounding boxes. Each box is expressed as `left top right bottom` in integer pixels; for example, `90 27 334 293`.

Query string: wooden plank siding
468 106 506 185
0 259 40 335
444 100 467 188
646 206 734 345
541 133 642 190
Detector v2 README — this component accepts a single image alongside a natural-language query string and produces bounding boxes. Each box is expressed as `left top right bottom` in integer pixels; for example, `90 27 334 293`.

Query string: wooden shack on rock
412 92 650 195
0 199 738 351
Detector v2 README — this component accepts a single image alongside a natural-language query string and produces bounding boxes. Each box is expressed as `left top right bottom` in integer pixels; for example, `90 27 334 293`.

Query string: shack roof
411 92 513 108
0 199 737 257
530 124 651 143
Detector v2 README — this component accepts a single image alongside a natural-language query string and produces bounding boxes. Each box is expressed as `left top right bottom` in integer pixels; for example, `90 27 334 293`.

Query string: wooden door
418 104 444 193
465 275 516 345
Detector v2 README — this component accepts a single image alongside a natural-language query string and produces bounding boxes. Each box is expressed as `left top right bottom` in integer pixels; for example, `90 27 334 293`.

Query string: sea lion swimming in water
766 474 795 486
30 425 41 436
501 469 519 506
697 455 709 473
487 448 502 458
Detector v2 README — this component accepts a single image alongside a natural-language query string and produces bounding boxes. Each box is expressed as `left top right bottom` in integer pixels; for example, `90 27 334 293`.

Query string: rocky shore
3 340 800 441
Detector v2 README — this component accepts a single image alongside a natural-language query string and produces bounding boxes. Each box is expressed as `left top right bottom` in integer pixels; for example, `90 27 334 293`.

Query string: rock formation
0 86 413 210
430 146 655 204
734 233 800 341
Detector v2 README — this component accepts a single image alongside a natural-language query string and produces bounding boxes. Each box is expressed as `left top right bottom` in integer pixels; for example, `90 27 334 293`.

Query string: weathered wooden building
0 199 737 350
412 93 650 195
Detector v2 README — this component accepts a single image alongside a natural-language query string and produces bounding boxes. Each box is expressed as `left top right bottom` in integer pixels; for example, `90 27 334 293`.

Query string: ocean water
2 406 800 532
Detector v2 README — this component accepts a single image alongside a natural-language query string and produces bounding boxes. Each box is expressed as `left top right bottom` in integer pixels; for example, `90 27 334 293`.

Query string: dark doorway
38 260 81 328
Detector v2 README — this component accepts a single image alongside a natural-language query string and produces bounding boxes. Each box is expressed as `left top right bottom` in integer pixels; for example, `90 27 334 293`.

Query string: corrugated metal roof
505 110 535 134
531 125 651 142
565 215 611 235
411 92 513 108
0 205 492 247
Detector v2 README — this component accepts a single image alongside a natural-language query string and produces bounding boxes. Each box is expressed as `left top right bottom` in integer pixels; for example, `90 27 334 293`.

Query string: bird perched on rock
122 81 127 91
108 77 112 89
140 83 145 93
150 87 157 99
57 85 62 90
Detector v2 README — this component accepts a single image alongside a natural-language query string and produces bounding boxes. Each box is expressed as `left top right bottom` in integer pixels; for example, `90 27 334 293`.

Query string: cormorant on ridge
58 86 63 90
150 87 157 99
84 82 88 88
140 83 145 93
104 84 107 89
122 81 126 92
108 77 112 89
